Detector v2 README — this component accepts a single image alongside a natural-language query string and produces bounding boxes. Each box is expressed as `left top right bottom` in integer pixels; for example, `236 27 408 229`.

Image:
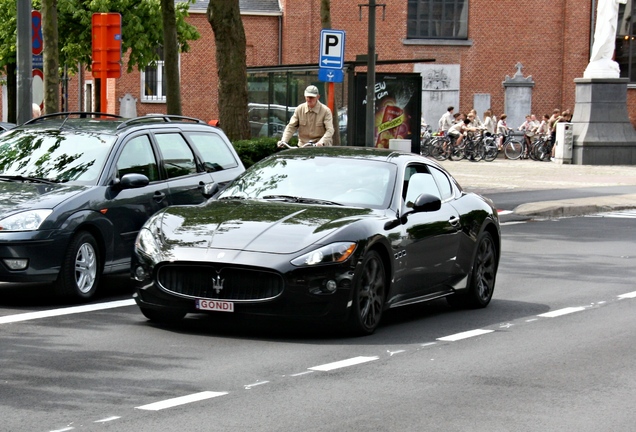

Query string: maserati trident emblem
212 275 225 294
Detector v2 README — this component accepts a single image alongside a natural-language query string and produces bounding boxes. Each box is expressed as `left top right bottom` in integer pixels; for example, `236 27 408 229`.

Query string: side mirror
411 193 442 213
200 181 219 198
113 173 150 190
384 193 442 230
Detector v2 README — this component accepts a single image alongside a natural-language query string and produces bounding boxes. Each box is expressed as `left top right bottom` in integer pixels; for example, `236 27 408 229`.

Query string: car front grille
156 265 284 301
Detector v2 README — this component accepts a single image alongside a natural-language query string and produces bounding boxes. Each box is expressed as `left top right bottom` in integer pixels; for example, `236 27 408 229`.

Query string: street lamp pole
360 1 385 147
364 0 376 147
16 0 33 124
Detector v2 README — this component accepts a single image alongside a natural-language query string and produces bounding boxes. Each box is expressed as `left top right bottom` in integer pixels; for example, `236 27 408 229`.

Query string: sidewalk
438 159 636 217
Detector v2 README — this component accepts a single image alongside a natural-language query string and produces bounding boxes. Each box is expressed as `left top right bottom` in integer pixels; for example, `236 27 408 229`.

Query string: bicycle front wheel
504 140 523 160
429 138 449 161
482 138 498 162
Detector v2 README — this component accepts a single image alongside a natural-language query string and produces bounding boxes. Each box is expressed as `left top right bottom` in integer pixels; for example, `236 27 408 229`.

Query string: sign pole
328 82 335 115
100 22 108 114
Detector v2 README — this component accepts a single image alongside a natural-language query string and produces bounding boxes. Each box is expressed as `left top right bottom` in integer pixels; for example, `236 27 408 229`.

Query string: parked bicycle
501 131 527 160
420 126 434 156
529 134 554 161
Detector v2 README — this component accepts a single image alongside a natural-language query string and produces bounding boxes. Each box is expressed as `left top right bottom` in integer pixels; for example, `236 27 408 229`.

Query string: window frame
406 0 469 40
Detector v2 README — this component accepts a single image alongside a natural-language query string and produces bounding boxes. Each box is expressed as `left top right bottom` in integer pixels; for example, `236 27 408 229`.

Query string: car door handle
153 191 166 203
449 215 460 227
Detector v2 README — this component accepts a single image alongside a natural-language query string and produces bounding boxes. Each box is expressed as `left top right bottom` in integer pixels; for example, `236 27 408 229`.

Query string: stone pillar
473 93 491 120
571 78 636 165
503 63 534 129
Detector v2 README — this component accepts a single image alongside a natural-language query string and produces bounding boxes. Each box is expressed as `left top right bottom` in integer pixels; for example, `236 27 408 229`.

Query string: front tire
55 231 100 301
348 251 386 335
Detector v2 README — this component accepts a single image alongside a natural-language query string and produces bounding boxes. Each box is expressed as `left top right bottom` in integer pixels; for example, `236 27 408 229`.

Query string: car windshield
0 129 115 184
219 155 396 209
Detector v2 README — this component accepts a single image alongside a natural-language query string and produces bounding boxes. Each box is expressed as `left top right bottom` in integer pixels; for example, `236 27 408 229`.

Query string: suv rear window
187 132 239 171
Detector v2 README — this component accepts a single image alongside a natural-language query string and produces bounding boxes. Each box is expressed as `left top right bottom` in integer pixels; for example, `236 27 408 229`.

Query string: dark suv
0 112 245 300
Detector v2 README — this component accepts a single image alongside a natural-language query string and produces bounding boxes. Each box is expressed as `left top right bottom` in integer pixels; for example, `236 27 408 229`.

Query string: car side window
186 132 238 171
429 166 454 201
155 133 197 178
116 135 159 181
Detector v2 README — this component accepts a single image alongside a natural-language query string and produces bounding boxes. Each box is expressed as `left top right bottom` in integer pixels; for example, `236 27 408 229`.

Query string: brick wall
11 0 636 128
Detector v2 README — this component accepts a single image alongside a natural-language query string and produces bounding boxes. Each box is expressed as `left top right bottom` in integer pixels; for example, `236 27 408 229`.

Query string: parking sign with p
319 29 345 70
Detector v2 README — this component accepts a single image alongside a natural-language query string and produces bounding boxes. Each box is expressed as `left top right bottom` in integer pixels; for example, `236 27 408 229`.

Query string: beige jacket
281 101 334 146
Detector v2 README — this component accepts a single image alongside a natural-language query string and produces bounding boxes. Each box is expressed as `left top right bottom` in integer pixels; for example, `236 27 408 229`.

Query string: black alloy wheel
349 250 386 335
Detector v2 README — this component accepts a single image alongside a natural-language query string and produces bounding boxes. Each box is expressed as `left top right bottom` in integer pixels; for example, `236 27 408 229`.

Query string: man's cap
304 85 319 97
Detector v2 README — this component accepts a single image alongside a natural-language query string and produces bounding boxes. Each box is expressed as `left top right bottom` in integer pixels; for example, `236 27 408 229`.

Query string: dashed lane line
308 356 379 371
436 329 494 342
537 306 586 318
135 391 228 411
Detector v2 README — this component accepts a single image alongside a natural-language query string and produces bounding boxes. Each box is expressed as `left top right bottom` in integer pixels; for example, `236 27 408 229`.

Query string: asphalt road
1 211 635 432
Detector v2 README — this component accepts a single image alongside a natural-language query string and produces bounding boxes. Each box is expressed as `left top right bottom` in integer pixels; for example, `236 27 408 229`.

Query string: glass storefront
247 69 348 144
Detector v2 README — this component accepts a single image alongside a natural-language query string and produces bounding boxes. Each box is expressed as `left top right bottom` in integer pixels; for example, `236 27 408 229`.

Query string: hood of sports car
0 181 88 219
156 200 375 254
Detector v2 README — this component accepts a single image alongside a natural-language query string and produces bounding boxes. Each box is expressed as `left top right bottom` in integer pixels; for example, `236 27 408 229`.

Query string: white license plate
195 299 234 313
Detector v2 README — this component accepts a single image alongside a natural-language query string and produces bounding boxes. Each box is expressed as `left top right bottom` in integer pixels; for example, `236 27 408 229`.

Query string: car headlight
0 209 53 231
134 227 162 261
291 242 357 267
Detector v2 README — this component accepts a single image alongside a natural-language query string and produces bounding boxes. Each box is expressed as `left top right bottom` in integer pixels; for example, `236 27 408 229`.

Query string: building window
407 0 468 39
617 2 636 82
142 47 167 102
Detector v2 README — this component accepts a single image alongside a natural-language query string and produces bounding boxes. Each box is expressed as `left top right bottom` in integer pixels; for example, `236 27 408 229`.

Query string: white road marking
94 416 120 423
0 299 136 325
618 291 636 299
136 391 228 411
290 371 314 377
50 428 74 432
388 350 405 356
437 329 494 342
244 381 270 390
420 342 437 348
308 356 378 371
538 307 586 318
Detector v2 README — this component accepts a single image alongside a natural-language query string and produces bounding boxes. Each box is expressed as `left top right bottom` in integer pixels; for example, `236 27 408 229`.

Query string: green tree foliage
0 0 200 89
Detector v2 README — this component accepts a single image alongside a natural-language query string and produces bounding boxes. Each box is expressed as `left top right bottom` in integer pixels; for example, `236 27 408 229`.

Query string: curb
513 194 636 217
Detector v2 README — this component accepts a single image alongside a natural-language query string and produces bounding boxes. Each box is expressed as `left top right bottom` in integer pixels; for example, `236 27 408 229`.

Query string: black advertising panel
352 73 422 152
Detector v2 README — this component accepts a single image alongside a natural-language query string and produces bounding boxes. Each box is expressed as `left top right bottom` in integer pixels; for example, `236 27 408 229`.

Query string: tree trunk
161 0 182 115
41 0 60 114
207 0 250 141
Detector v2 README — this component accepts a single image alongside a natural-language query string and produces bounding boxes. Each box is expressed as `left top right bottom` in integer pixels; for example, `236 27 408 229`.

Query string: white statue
584 0 627 78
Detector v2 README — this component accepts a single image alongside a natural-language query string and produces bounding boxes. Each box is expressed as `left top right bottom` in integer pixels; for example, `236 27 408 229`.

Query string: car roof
16 112 212 135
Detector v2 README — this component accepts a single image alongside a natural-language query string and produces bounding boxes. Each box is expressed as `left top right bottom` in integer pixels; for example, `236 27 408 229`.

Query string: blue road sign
319 29 346 70
318 67 344 83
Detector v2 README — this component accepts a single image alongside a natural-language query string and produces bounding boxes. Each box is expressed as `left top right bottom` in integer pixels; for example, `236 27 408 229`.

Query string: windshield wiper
262 195 342 206
0 175 58 185
218 195 247 200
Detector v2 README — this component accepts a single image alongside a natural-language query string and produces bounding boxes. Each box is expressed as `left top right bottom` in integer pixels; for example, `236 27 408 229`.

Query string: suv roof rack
116 114 207 130
23 112 123 127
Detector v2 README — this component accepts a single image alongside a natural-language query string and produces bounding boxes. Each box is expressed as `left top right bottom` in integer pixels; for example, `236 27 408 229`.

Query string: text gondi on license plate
196 299 234 312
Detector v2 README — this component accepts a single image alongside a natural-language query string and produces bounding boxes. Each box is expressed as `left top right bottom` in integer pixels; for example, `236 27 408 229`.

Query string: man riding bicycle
278 85 334 148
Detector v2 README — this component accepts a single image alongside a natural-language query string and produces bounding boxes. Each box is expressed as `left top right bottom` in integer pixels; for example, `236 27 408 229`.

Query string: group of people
437 106 573 158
